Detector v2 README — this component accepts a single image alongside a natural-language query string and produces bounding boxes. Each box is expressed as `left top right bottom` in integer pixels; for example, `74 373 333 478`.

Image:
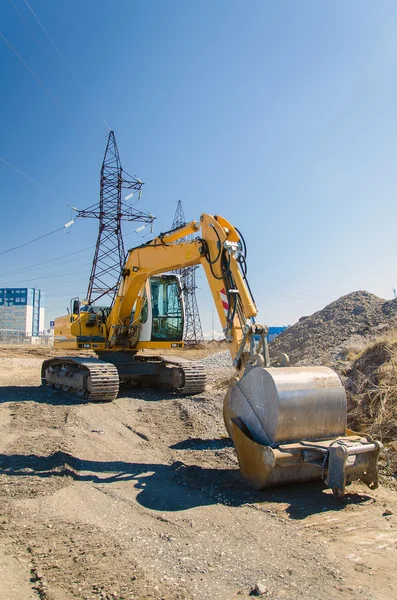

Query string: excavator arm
105 214 267 368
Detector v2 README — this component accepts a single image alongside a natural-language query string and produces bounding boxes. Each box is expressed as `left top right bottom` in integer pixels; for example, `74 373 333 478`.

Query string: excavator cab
53 275 185 351
137 274 185 343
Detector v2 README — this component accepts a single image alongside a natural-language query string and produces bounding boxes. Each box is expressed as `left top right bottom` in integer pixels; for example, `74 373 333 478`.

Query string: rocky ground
269 291 397 367
0 348 396 599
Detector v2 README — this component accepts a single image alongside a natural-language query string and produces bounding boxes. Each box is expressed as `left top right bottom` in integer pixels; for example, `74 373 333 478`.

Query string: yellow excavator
42 213 382 496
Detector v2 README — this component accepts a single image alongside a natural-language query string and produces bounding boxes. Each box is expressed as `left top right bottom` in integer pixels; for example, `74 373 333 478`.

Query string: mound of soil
269 290 397 367
345 335 397 443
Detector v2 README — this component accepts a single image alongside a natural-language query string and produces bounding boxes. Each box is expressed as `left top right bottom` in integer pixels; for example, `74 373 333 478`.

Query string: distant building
0 288 45 338
253 325 289 344
268 326 288 342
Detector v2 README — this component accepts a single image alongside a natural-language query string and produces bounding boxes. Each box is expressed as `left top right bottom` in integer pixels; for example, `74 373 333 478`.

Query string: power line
0 32 83 134
0 224 148 279
23 0 111 131
0 256 91 281
8 0 52 60
0 225 69 257
0 219 151 280
37 279 90 294
195 283 316 305
0 247 92 277
0 156 56 196
9 277 90 294
46 290 89 298
4 266 90 285
38 275 89 287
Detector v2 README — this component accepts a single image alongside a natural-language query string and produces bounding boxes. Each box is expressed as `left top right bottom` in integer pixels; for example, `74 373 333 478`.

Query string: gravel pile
269 290 397 367
200 350 233 370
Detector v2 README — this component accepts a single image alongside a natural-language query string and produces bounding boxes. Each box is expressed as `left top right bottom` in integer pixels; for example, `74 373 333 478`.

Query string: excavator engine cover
224 366 382 495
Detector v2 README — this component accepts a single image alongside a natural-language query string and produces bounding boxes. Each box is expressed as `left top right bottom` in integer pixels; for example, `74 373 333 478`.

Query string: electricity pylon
75 131 155 305
172 200 204 346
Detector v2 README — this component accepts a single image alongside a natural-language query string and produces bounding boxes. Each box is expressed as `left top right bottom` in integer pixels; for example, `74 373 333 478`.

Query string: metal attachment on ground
224 365 383 495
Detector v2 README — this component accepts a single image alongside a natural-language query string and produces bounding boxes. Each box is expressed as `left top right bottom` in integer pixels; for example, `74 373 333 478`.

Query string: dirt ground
0 348 396 600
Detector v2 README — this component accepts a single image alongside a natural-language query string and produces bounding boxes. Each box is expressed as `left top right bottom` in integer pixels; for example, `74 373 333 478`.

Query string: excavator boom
104 214 257 363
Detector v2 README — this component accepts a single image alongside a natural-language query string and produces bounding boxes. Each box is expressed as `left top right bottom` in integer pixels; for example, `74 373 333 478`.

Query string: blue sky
1 0 397 334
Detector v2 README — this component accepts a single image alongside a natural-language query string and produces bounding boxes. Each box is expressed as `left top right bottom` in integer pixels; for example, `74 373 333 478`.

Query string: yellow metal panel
229 256 257 317
54 314 77 349
109 241 202 329
134 341 184 350
161 221 200 243
54 339 77 350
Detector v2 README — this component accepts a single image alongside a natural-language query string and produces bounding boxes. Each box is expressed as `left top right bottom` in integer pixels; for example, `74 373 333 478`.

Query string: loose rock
252 581 268 596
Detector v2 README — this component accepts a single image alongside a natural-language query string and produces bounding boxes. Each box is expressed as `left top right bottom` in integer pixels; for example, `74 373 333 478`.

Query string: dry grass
347 330 397 443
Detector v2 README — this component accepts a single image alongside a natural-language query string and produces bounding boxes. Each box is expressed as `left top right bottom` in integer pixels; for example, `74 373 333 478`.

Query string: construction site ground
0 345 396 600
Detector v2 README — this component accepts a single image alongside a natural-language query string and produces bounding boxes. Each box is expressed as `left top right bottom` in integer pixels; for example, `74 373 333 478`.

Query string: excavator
42 213 382 496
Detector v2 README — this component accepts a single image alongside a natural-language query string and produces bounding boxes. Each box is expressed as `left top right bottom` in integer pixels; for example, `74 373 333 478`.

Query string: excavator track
96 352 207 395
42 354 206 401
41 357 119 402
156 355 207 394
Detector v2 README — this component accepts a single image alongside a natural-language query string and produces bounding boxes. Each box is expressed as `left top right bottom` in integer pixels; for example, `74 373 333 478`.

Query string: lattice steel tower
172 200 204 346
76 131 155 305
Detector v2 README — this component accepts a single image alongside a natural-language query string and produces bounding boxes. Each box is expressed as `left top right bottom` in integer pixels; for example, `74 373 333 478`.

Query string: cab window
150 277 183 341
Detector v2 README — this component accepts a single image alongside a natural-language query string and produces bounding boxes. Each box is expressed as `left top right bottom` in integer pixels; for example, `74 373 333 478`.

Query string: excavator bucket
224 366 382 496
